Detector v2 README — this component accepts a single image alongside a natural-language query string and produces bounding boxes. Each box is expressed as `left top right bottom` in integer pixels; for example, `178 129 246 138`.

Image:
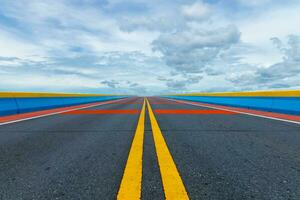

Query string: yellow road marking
165 89 300 97
117 99 145 200
146 99 189 200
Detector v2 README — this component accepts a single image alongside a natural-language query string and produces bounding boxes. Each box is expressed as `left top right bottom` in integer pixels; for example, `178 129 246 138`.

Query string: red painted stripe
173 99 300 122
110 97 143 104
155 109 236 114
0 99 124 124
150 101 182 105
148 97 183 105
62 109 140 114
113 102 143 104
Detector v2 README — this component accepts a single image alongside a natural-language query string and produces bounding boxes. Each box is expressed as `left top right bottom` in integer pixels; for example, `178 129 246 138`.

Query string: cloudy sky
0 0 300 95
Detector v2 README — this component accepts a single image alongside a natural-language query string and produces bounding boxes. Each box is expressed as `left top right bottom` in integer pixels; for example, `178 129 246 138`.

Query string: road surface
0 97 300 199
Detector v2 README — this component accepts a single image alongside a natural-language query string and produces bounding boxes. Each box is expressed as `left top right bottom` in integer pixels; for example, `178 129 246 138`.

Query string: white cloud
235 0 271 7
182 1 212 21
0 0 300 94
152 24 240 73
227 35 300 89
235 2 300 66
0 29 46 61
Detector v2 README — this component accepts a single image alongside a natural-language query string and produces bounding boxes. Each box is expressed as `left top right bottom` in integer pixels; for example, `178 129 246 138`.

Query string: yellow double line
117 98 189 200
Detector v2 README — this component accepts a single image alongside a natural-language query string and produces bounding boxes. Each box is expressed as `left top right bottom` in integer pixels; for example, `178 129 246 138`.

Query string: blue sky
0 0 300 95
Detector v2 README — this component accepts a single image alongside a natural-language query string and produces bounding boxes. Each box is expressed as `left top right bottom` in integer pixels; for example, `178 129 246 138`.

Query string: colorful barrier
165 90 300 115
0 92 126 116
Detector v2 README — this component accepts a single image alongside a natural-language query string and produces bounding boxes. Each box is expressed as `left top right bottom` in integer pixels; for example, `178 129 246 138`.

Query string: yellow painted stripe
117 99 145 200
0 92 127 98
164 90 300 97
0 92 109 98
146 99 189 200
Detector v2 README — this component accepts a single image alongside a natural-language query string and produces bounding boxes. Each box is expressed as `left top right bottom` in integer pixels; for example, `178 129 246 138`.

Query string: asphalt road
0 97 300 199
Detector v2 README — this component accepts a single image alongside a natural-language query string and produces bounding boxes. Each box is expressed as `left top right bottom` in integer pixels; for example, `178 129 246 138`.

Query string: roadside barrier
165 90 300 115
0 92 126 116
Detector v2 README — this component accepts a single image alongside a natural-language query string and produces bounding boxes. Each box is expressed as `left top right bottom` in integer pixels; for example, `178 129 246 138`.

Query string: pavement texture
0 96 300 200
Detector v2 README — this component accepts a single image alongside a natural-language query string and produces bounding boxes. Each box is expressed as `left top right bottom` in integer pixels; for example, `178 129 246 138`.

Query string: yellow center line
146 98 189 200
117 98 146 200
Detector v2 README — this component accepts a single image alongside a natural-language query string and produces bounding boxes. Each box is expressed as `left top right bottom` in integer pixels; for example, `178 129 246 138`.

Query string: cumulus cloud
118 17 179 33
100 79 150 94
152 25 240 73
101 80 120 88
227 35 300 89
235 0 272 7
0 0 300 94
181 2 212 21
0 50 165 94
158 74 202 90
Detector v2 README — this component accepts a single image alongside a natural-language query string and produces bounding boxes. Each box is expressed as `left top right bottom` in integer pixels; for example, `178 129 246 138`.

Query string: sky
0 0 300 95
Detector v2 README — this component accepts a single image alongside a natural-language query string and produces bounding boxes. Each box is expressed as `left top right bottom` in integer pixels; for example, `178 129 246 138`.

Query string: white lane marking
0 98 127 126
165 98 300 125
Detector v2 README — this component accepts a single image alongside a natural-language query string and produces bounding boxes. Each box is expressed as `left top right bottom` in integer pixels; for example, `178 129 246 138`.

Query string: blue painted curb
166 96 300 115
0 96 126 117
0 98 19 116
